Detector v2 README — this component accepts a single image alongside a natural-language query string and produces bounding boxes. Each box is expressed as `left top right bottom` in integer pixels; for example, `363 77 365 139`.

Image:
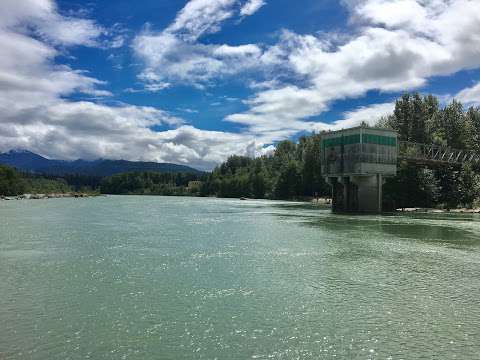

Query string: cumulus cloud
0 0 104 46
5 0 480 170
327 102 396 130
141 0 474 143
0 0 264 170
226 0 480 138
456 82 480 106
0 99 260 170
133 0 267 87
134 33 263 86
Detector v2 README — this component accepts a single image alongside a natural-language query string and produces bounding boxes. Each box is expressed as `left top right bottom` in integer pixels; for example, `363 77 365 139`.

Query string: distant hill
0 150 203 177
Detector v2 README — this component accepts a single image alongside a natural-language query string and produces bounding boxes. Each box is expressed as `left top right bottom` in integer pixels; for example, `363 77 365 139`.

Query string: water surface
1 196 479 359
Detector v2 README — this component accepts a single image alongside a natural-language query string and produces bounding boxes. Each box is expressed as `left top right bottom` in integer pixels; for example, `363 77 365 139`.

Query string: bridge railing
398 141 480 165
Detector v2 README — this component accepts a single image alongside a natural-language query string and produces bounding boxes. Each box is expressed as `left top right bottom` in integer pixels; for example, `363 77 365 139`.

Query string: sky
1 0 480 170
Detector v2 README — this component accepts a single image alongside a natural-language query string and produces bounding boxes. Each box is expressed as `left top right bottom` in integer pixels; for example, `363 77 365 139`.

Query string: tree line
99 172 206 196
0 165 206 197
381 93 480 209
2 93 480 208
199 136 329 200
0 165 71 196
201 93 480 208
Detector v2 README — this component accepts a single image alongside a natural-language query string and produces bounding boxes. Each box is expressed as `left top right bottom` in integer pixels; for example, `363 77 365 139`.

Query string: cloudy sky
1 0 480 170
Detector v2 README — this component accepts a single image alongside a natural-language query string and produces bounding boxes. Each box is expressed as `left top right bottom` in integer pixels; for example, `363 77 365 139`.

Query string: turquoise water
1 196 479 359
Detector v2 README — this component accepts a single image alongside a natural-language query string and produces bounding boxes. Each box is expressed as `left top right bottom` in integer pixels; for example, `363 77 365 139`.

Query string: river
1 196 479 359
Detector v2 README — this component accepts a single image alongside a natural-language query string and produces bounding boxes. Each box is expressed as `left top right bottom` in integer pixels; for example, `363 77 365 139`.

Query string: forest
2 93 480 209
0 165 71 196
0 165 204 197
201 93 480 208
99 172 206 196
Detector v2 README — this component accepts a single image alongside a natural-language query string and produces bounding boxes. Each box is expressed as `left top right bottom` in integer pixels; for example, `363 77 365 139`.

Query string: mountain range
0 150 202 177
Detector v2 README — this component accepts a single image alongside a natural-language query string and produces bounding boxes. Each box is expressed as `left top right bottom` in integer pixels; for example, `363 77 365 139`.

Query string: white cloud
134 31 263 86
213 44 262 57
456 82 480 106
0 0 266 170
108 35 125 49
164 0 264 40
0 0 104 47
36 16 103 46
240 0 266 16
144 82 171 92
328 102 395 130
166 0 237 41
0 100 262 170
5 0 480 171
137 0 479 144
178 108 199 114
133 0 267 87
226 0 480 140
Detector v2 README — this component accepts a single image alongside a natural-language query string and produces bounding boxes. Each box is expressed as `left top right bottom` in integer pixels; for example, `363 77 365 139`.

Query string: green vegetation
202 93 480 208
0 165 71 196
381 93 480 209
200 136 329 200
100 172 206 196
0 165 26 196
2 93 480 209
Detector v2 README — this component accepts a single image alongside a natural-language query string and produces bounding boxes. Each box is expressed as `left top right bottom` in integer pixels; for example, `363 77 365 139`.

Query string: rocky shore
0 193 101 201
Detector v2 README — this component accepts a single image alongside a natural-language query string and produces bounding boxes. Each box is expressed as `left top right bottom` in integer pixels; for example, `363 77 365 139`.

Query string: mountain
0 150 203 177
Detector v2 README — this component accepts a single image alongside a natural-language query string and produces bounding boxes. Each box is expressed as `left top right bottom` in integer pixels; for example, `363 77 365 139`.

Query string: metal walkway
398 141 480 166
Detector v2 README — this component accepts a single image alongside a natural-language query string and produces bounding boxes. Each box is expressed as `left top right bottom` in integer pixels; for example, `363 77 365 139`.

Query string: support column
327 177 345 213
350 175 382 213
377 174 382 213
339 177 348 212
327 174 384 214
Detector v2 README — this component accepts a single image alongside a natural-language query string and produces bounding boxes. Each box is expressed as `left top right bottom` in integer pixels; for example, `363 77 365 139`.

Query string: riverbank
309 197 480 213
3 194 479 214
396 207 480 214
0 193 102 201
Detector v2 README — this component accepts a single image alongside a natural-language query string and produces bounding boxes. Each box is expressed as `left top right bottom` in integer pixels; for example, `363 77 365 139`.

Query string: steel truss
398 141 480 165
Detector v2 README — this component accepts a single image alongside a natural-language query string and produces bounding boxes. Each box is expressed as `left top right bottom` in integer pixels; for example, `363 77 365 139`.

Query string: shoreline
395 207 480 214
308 198 480 214
0 193 102 201
2 194 479 214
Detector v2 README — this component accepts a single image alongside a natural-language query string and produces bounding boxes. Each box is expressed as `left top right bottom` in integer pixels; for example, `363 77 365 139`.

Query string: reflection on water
273 203 480 247
1 196 480 359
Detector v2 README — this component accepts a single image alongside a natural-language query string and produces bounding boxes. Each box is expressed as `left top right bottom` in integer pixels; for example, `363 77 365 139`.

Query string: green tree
0 165 26 196
464 107 480 152
274 161 301 199
435 100 466 148
458 164 480 208
250 160 267 198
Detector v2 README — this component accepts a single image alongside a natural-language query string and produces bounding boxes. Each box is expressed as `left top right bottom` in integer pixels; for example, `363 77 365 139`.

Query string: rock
396 207 421 212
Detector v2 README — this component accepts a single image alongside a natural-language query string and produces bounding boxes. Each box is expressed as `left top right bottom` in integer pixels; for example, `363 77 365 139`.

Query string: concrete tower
321 126 398 213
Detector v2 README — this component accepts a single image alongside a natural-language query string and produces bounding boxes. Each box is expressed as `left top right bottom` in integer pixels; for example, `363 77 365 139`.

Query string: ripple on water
0 196 480 359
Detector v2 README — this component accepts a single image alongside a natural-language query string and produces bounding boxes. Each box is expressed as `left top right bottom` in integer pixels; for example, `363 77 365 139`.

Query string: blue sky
1 0 480 170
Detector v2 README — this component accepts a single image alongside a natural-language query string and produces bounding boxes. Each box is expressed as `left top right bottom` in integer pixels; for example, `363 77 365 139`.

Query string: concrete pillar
349 175 383 213
338 177 348 212
377 174 382 213
327 175 384 213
